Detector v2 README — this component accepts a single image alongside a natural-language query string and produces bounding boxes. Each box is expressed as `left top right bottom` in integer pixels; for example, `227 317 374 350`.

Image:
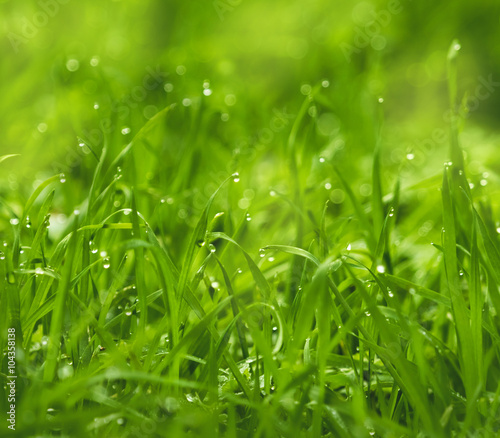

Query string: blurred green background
1 0 500 254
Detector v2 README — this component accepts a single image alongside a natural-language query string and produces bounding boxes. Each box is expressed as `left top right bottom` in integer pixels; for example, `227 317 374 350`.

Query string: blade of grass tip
320 200 330 258
130 189 147 335
1 244 23 345
334 167 376 253
43 212 79 382
0 154 20 164
372 142 385 238
214 255 249 358
13 174 62 267
104 104 176 180
286 96 309 298
469 219 484 390
26 190 54 268
177 174 234 309
441 166 477 401
446 39 466 174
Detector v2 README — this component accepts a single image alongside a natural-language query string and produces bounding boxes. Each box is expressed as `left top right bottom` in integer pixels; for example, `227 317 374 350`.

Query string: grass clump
1 3 500 437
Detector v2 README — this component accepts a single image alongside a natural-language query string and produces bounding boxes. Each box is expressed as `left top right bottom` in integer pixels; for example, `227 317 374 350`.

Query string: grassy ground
1 1 500 437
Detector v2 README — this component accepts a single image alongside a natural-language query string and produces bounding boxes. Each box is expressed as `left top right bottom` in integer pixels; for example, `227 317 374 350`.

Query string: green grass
2 1 500 437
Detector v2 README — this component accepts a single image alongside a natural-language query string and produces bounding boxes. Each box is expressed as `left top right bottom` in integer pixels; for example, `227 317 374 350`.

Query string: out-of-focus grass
1 1 500 437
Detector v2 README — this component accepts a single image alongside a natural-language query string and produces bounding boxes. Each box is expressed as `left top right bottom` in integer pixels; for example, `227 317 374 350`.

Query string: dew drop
89 241 98 254
203 88 212 96
246 213 252 222
196 240 206 247
347 244 351 251
232 172 240 182
300 84 312 95
121 127 131 135
319 157 325 163
324 182 332 190
376 265 385 274
103 258 111 269
10 218 19 225
209 244 216 253
59 173 66 183
259 248 266 258
321 80 330 88
378 97 384 103
0 252 5 260
66 58 79 72
406 153 415 160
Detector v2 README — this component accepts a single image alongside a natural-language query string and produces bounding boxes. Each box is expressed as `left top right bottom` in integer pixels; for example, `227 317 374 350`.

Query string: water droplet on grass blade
376 265 385 274
89 241 98 254
66 58 80 71
59 173 66 183
232 172 240 182
121 127 130 135
10 218 19 225
300 84 312 95
103 258 111 269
